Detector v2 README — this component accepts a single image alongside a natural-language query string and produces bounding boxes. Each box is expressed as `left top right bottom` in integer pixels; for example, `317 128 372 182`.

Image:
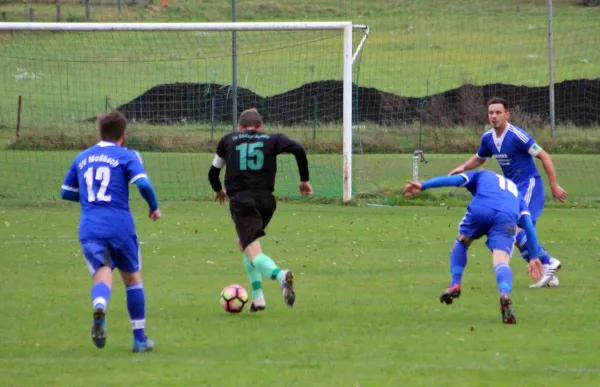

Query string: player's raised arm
403 173 470 197
275 134 312 196
208 136 228 204
449 134 491 176
127 151 161 221
60 161 80 202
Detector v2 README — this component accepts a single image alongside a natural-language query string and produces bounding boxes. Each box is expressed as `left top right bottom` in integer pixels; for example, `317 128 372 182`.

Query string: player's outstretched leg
123 279 154 353
243 253 266 312
440 238 467 305
494 262 516 324
250 251 295 308
90 281 111 349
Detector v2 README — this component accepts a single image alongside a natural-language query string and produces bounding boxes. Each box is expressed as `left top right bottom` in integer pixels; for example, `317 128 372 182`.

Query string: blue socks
494 263 513 296
91 282 111 311
450 239 468 286
516 229 551 265
126 283 147 342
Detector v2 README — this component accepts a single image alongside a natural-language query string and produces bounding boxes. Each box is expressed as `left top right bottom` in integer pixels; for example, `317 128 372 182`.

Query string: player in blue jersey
403 170 544 324
60 111 160 352
449 97 567 288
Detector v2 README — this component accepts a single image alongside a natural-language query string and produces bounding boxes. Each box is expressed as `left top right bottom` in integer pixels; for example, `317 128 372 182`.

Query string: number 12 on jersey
236 142 264 171
84 166 112 202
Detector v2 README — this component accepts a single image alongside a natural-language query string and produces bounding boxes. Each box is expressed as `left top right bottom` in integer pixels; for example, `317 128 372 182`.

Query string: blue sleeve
125 150 148 184
514 128 536 154
421 174 468 191
61 162 80 202
476 136 492 158
135 177 159 211
518 214 540 260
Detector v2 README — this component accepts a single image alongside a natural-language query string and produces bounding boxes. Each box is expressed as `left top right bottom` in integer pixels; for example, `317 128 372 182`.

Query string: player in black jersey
208 108 313 312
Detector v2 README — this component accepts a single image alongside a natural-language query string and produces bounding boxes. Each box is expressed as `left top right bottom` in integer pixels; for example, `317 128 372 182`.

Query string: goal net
0 22 369 202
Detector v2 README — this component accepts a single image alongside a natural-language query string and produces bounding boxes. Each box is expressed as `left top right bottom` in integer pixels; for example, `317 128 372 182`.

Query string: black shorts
229 191 277 250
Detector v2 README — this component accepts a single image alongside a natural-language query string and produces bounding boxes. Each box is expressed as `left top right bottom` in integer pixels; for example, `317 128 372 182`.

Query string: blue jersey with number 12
61 141 148 240
460 170 529 221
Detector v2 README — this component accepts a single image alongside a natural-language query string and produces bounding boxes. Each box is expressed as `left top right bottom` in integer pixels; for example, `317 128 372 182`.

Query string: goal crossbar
0 21 369 203
0 21 367 32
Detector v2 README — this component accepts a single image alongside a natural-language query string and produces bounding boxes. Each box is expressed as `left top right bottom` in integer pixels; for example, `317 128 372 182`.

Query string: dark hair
97 111 127 141
238 108 263 129
486 97 509 111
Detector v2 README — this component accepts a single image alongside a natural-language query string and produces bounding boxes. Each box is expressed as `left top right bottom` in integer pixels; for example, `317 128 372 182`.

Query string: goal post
0 21 368 203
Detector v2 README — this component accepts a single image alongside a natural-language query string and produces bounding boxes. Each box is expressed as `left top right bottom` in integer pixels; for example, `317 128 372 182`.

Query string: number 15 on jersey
236 142 264 171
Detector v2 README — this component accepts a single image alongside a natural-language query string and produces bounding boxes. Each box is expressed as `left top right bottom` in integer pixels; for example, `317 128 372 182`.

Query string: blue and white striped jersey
476 123 542 188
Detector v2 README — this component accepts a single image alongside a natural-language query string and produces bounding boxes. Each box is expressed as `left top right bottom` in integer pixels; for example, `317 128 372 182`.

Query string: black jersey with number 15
215 130 309 196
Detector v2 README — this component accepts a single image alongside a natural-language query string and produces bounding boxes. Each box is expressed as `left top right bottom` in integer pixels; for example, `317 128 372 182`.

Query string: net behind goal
0 22 368 202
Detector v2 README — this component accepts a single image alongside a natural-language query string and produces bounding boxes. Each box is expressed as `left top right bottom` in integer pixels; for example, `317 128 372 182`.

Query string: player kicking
403 170 544 324
208 108 313 312
61 111 161 352
449 97 567 288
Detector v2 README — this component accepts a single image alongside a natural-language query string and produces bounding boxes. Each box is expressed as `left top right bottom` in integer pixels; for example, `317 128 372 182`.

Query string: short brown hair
487 97 509 111
97 110 127 141
238 108 263 129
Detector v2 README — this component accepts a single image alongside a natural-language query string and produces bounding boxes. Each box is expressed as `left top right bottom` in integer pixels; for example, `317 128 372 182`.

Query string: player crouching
403 170 544 324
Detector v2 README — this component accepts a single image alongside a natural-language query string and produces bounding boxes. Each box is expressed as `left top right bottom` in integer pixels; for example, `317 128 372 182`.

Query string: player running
403 170 544 324
449 97 567 288
208 108 313 312
61 111 160 352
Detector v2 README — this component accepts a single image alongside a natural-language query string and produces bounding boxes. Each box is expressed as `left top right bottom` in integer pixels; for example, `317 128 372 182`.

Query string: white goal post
0 21 370 203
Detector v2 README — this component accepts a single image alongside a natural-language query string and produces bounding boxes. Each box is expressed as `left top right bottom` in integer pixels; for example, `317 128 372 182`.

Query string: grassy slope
0 0 598 126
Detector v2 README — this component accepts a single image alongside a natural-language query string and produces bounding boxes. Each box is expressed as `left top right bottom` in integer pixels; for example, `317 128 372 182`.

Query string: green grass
2 144 600 204
0 0 598 129
1 199 600 386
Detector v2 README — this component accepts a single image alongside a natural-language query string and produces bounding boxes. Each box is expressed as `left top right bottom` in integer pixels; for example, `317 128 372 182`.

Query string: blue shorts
458 205 518 255
80 236 141 276
518 177 545 224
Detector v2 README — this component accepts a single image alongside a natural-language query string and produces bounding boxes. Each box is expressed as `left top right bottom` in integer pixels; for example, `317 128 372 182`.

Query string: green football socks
251 253 284 281
243 253 263 300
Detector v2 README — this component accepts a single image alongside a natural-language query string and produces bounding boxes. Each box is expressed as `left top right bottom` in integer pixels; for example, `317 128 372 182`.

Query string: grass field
0 2 599 385
2 147 600 204
1 199 600 386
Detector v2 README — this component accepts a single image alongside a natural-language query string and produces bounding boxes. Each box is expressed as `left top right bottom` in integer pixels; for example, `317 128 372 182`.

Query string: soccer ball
220 284 249 313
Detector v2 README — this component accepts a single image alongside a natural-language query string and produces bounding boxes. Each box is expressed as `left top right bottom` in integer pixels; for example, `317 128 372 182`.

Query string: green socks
243 253 263 301
251 253 284 281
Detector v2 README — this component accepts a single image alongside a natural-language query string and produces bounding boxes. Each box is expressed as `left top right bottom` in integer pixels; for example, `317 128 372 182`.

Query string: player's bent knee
244 240 263 262
120 270 142 286
93 265 114 285
492 249 511 266
457 234 473 247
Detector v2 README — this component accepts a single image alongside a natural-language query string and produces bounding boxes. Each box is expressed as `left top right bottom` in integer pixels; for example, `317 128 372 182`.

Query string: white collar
492 123 512 152
97 141 117 147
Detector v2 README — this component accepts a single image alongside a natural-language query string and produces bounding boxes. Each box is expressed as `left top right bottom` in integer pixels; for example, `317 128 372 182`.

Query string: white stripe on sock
93 297 107 310
130 319 146 330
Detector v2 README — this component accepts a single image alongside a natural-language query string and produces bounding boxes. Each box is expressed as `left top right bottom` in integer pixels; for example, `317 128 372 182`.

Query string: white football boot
530 257 561 288
249 295 266 312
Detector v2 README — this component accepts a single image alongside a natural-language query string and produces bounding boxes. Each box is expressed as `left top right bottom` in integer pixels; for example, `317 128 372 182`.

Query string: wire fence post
231 0 238 132
547 0 556 139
